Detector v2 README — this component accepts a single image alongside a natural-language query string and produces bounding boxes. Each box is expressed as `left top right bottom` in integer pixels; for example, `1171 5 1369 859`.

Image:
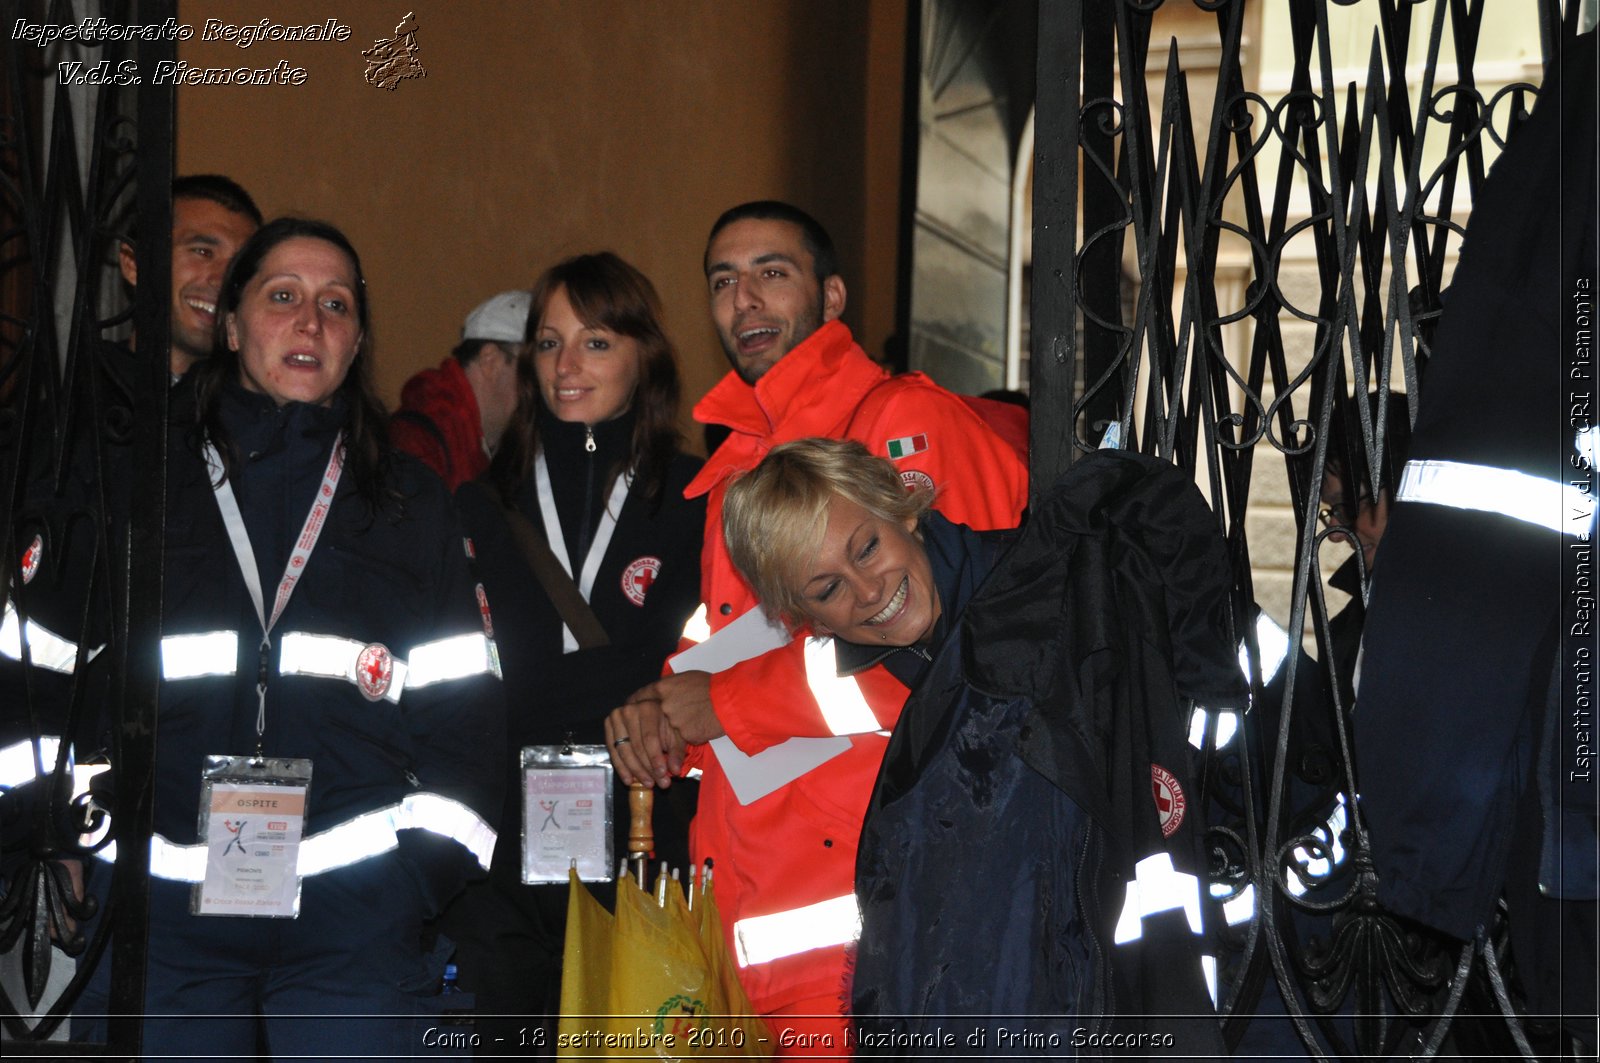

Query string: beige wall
178 0 907 448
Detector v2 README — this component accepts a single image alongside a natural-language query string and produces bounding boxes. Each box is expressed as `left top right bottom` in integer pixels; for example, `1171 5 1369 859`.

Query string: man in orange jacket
608 201 1027 1053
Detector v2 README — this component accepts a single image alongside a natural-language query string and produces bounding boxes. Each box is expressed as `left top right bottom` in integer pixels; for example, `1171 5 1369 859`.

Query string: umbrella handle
627 783 654 859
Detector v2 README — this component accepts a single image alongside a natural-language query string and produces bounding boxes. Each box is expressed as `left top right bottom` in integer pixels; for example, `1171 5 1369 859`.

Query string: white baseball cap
462 290 532 344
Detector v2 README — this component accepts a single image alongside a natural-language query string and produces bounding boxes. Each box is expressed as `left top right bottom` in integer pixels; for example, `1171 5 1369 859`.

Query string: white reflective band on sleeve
1237 612 1289 686
2 604 96 675
681 603 710 645
95 792 498 881
1201 954 1219 1007
1187 707 1240 750
1112 852 1203 945
1398 459 1593 535
1579 427 1600 473
1290 794 1350 887
160 631 240 680
277 632 408 703
733 892 862 968
803 637 881 736
1210 882 1256 927
0 736 63 788
406 632 498 688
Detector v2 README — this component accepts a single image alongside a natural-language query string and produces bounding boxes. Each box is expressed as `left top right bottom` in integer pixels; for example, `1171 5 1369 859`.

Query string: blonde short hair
723 438 934 628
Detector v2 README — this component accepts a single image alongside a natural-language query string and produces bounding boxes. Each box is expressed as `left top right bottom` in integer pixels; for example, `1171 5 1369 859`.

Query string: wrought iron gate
1030 0 1591 1058
2 0 173 1055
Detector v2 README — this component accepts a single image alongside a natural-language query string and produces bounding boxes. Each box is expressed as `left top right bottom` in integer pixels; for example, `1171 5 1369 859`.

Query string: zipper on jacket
577 433 597 565
325 714 420 789
1077 821 1111 1030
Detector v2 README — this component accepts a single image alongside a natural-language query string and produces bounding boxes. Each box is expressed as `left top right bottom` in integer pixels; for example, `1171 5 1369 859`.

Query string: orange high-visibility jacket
682 320 1029 1012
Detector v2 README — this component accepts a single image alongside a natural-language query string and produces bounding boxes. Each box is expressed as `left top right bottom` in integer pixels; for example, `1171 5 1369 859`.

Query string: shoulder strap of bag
465 481 610 649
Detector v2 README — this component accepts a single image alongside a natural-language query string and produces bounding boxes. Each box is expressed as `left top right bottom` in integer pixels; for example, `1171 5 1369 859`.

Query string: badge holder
193 755 313 918
521 744 613 884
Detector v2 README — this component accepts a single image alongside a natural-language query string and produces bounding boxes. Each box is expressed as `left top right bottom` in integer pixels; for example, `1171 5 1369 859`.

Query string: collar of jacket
536 398 636 466
1328 552 1364 596
686 320 887 499
834 511 1009 687
217 375 349 460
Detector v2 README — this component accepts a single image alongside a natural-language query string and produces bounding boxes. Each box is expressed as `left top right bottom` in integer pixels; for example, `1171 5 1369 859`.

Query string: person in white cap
391 290 531 489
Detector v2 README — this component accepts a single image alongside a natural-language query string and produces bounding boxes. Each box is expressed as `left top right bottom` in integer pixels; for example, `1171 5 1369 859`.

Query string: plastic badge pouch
193 755 313 917
521 744 613 884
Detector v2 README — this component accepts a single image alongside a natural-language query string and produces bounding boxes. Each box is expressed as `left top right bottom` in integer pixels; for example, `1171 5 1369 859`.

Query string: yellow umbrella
557 789 771 1060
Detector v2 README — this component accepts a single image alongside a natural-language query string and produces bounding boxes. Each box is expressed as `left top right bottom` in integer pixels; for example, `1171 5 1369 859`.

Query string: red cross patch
621 556 661 607
899 469 935 495
1151 763 1186 838
20 534 43 584
355 642 394 701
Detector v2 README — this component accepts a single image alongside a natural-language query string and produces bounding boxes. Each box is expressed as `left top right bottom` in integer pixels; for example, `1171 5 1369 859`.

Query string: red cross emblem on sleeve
20 534 42 584
1151 763 1186 838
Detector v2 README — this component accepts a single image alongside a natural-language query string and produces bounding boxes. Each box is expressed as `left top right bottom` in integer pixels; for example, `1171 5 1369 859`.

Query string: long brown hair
491 252 682 506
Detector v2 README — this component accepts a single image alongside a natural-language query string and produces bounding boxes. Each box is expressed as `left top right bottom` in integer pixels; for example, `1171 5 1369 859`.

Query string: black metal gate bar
1 0 172 1055
1027 0 1083 498
1029 2 1564 1058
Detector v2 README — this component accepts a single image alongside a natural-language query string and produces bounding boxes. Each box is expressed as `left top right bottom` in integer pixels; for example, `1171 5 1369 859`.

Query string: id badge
192 755 313 918
521 745 612 884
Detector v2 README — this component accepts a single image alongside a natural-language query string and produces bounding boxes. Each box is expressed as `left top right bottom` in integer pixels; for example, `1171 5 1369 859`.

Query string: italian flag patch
885 433 928 459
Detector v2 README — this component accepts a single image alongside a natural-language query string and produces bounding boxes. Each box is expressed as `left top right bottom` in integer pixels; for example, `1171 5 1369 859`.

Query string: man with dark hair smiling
702 200 842 384
608 201 1027 1051
118 173 261 377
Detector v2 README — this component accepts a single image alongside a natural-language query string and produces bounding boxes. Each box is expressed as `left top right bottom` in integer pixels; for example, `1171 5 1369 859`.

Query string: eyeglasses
1317 489 1371 528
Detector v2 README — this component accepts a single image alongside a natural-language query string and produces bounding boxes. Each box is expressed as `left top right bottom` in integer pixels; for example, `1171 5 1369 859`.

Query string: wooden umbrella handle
627 783 654 858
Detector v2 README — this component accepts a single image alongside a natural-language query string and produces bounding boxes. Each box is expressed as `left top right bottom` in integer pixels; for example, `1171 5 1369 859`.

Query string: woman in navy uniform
439 252 704 1054
80 218 505 1058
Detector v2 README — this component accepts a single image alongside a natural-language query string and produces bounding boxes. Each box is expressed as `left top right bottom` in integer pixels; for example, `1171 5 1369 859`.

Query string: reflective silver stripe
0 736 62 788
1579 426 1600 472
161 631 240 680
1191 612 1288 750
277 632 407 704
1201 955 1219 1007
406 632 499 688
1 603 95 675
298 793 498 874
94 792 498 880
1210 881 1256 927
1112 852 1202 945
733 892 862 968
1187 707 1240 750
1237 612 1289 686
802 636 881 737
1398 459 1594 535
1288 794 1350 893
